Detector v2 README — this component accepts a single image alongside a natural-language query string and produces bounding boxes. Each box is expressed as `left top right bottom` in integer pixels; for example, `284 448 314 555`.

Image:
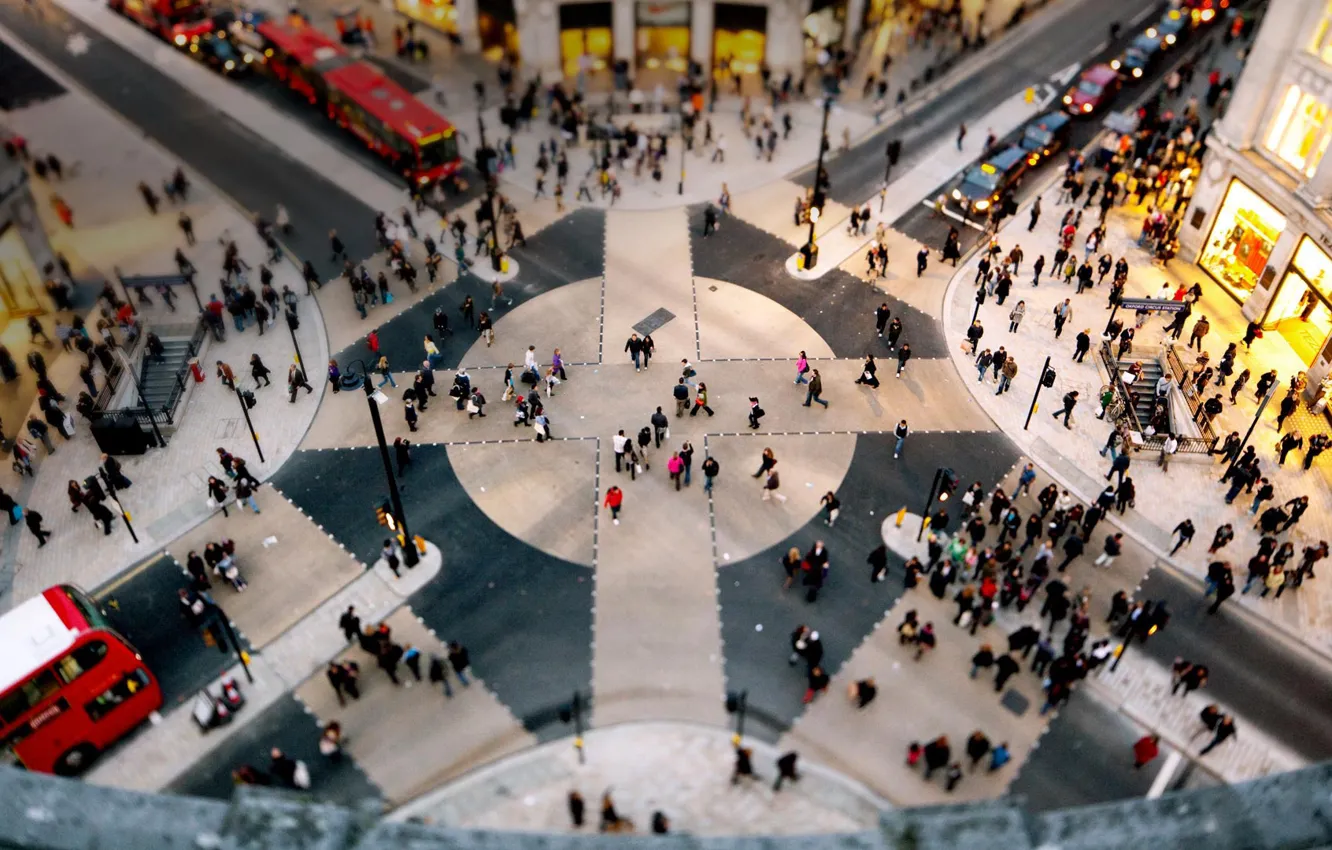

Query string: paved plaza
1 0 1330 834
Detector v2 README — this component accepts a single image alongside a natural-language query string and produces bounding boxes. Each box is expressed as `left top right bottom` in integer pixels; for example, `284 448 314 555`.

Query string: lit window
1311 1 1332 64
1264 85 1331 176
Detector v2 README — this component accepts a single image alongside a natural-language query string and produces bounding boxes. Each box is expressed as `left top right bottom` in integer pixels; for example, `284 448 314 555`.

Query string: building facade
0 150 58 326
394 0 891 80
1179 0 1332 396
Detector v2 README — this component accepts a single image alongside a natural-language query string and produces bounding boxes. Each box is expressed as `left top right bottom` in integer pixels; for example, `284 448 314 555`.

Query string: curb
933 50 1332 671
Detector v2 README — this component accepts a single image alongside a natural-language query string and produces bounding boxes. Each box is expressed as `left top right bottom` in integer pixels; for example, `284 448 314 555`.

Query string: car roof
1026 112 1070 133
1133 33 1162 50
1083 64 1119 84
983 145 1026 170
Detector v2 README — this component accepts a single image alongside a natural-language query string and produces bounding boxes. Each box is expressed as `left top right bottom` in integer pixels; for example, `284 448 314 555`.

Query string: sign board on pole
1119 297 1190 314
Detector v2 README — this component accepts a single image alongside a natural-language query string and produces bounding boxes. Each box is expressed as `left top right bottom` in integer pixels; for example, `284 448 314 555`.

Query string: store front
477 0 518 59
1262 236 1332 367
395 0 460 39
1198 179 1287 301
713 3 766 78
0 223 44 321
635 1 689 73
559 2 614 79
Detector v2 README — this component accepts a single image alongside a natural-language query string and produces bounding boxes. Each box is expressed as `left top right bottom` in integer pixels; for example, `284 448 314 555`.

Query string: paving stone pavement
394 722 886 836
939 139 1332 657
0 88 327 609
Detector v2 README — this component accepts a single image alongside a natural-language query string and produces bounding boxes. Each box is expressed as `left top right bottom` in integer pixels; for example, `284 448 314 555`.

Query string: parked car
950 145 1028 217
1063 64 1122 115
1018 112 1072 166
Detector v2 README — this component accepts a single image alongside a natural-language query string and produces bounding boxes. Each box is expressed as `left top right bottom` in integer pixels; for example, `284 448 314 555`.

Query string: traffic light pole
286 309 305 372
233 385 264 463
918 467 943 541
99 468 139 544
357 362 418 568
206 595 254 683
476 114 505 273
800 95 833 271
1024 355 1052 431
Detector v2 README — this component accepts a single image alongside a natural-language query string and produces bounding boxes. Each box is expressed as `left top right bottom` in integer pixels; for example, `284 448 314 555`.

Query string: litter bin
189 358 204 383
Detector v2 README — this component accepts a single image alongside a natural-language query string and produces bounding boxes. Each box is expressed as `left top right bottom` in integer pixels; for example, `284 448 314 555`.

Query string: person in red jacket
1132 734 1160 769
604 486 623 525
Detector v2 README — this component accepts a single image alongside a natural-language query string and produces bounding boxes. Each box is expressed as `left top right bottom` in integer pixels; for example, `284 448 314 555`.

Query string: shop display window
1266 239 1332 366
395 0 459 35
636 1 689 72
713 3 765 76
560 3 613 78
1309 0 1332 65
1199 180 1286 299
1263 85 1331 177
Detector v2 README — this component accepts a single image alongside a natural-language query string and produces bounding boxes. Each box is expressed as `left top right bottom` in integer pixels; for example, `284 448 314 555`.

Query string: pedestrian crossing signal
375 501 393 528
937 468 959 501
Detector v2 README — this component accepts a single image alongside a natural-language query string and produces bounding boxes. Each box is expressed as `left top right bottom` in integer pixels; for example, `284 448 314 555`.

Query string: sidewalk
938 70 1332 651
0 84 326 608
393 721 886 835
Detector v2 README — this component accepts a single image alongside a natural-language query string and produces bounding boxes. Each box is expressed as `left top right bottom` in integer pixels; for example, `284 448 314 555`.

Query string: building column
613 0 634 62
690 0 712 69
516 0 562 77
841 0 866 50
1177 150 1231 262
454 0 482 52
1298 147 1332 207
1216 0 1311 150
766 0 810 77
1241 226 1301 321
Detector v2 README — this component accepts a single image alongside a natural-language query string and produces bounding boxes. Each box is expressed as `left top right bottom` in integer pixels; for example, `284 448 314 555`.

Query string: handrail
1097 341 1141 433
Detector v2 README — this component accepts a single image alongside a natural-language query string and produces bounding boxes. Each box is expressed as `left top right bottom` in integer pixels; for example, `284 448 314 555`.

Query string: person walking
856 355 880 388
803 369 828 408
287 364 314 402
650 406 669 447
702 455 719 492
1199 715 1236 756
604 485 624 524
25 508 51 546
624 334 645 371
761 468 786 503
894 419 909 459
691 383 714 417
1053 390 1078 429
896 343 912 377
1132 735 1160 769
1093 533 1123 568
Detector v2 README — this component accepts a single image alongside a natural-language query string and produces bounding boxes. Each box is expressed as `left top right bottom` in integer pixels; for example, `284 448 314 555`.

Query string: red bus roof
254 19 353 73
323 62 454 144
0 588 86 695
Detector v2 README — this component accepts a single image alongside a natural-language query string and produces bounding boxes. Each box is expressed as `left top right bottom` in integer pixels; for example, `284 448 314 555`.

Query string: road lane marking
1147 750 1182 798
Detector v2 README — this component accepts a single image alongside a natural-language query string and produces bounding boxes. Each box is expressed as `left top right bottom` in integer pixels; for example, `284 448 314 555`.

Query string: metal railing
1098 341 1142 433
1163 343 1219 451
92 319 206 428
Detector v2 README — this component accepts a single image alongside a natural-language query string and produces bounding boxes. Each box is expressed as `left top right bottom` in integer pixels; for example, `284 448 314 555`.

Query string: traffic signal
887 139 902 166
241 390 257 409
938 468 959 501
375 500 395 530
1042 367 1057 387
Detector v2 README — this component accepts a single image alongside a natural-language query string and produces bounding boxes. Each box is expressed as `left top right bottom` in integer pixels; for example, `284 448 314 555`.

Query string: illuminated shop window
1264 85 1331 176
1198 180 1286 298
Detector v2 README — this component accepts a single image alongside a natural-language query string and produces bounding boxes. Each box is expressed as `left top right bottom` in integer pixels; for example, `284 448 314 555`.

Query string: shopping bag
293 760 311 789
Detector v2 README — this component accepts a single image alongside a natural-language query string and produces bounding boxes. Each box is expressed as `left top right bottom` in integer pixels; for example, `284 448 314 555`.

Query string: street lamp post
203 593 254 683
350 359 419 568
1224 386 1277 481
232 384 264 463
1024 356 1053 431
800 94 834 271
98 466 139 544
285 308 305 373
475 114 506 273
917 467 943 542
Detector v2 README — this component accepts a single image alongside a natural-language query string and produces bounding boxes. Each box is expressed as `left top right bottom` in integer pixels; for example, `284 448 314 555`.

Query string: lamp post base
799 242 819 271
372 539 443 597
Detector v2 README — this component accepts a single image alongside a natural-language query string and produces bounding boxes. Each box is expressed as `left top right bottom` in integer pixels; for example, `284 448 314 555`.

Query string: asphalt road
1008 691 1217 811
792 0 1162 207
0 1 385 279
891 2 1254 258
95 553 252 712
1131 566 1332 761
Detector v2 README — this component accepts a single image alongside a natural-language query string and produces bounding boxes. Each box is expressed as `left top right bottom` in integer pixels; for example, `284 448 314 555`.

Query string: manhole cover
999 688 1029 717
633 308 676 336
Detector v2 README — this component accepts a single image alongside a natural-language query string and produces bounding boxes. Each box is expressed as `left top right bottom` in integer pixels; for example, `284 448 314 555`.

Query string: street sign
1119 297 1190 313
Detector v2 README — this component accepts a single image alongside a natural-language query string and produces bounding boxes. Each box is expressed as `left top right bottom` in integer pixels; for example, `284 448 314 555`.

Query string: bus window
84 669 151 723
0 670 60 725
54 641 109 685
60 586 111 631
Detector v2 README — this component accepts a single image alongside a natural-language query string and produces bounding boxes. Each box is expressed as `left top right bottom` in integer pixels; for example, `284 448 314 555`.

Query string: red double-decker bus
247 18 461 186
0 585 163 775
108 0 214 44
